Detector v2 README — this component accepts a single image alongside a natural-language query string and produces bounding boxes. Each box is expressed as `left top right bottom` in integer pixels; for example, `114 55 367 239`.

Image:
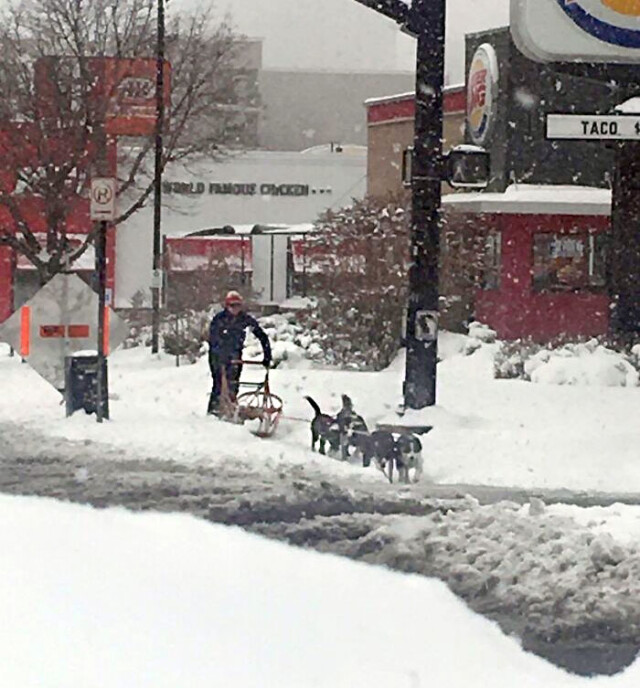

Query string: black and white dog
336 394 368 460
349 430 397 479
394 433 424 484
304 396 341 455
351 429 424 484
305 394 369 460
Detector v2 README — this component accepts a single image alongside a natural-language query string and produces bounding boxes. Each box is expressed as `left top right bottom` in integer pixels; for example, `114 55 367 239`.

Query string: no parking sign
90 178 117 221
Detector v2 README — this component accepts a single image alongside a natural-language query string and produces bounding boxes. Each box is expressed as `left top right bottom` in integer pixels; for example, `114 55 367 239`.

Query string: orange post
20 306 31 357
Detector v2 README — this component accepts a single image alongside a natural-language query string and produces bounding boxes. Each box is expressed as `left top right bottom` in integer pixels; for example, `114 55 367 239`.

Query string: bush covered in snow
494 337 640 386
123 307 325 368
242 312 324 368
300 196 410 371
460 321 498 356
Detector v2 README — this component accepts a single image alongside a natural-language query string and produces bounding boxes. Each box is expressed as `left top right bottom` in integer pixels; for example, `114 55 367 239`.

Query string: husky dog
394 433 424 483
349 430 397 480
304 396 340 455
336 394 369 460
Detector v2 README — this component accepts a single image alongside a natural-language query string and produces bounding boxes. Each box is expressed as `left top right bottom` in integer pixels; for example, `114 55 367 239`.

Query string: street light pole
151 0 165 354
403 0 445 409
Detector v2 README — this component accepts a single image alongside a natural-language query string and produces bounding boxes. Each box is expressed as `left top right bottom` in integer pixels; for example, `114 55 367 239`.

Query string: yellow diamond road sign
0 273 128 391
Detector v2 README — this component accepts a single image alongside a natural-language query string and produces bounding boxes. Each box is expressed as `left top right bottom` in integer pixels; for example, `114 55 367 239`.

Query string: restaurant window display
481 231 501 290
532 232 607 292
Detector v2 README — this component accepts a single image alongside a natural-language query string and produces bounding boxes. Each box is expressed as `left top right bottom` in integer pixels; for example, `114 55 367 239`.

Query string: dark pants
207 354 243 414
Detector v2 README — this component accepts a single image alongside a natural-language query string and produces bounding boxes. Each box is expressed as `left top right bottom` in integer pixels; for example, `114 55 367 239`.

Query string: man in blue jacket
207 290 272 415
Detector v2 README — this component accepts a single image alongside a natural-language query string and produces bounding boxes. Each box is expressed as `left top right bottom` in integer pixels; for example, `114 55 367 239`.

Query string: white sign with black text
546 114 640 141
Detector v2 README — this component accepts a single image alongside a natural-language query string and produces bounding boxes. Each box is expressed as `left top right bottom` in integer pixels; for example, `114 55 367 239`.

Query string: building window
532 232 606 292
481 231 501 290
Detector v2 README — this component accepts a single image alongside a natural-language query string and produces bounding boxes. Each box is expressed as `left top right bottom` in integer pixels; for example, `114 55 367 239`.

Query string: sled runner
219 361 283 438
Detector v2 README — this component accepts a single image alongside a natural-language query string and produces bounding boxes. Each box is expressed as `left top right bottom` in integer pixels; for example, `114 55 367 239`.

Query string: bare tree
0 0 256 284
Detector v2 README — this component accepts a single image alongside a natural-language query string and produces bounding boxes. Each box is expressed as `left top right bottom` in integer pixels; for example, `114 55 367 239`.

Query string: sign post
152 0 166 355
90 177 116 422
401 0 445 410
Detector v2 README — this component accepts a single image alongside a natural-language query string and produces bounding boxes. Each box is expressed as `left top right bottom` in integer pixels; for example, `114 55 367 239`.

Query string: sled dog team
304 395 424 484
206 291 424 483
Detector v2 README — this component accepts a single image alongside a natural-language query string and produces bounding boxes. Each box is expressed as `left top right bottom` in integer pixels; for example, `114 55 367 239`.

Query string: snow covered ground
1 328 639 494
2 493 640 688
3 329 640 684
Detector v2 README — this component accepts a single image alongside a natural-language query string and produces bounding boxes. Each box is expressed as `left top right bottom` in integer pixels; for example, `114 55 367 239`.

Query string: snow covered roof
616 98 640 115
364 83 465 107
181 223 316 238
442 184 612 216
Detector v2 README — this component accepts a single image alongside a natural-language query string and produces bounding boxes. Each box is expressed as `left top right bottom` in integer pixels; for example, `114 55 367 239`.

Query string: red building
443 185 611 340
0 56 167 324
363 38 617 342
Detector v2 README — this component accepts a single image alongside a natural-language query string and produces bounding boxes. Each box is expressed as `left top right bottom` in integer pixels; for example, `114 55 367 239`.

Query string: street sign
547 113 640 140
511 0 640 63
0 274 128 390
90 177 117 221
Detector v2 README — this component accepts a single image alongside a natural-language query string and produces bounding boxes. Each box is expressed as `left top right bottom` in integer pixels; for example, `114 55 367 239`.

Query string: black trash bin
64 354 109 418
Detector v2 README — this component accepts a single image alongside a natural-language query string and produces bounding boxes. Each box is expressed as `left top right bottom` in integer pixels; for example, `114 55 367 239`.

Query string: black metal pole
96 219 109 422
403 0 445 409
151 0 165 354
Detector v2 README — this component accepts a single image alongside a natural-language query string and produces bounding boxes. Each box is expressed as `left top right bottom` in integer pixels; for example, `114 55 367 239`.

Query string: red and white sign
511 0 640 63
104 58 171 137
467 44 499 146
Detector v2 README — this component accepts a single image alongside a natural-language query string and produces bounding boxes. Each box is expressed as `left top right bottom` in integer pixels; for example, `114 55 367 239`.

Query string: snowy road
2 418 640 677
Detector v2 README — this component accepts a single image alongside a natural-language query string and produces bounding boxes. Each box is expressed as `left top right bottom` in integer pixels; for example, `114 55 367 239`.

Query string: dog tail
304 396 322 417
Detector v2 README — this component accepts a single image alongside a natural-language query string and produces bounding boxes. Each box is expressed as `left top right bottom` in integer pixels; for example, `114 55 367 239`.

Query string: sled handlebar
232 359 271 368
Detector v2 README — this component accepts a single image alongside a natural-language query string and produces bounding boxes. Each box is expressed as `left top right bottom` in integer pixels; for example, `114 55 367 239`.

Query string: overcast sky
177 0 510 83
0 0 510 83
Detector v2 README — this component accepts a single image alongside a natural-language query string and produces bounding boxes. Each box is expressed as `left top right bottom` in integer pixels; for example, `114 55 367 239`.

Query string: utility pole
352 0 446 409
403 0 445 409
151 0 166 354
96 217 109 421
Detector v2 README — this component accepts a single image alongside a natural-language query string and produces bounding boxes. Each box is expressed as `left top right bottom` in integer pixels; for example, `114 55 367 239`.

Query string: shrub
300 196 410 370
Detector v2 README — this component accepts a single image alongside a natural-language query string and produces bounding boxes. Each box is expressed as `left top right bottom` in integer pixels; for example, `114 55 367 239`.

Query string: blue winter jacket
208 309 272 365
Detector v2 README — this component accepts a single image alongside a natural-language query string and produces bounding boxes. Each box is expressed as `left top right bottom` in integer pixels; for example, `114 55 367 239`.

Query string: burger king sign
511 0 640 62
467 44 499 146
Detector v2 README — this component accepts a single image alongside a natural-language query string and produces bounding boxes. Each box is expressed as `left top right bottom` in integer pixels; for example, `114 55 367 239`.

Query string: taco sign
467 44 499 146
511 0 640 62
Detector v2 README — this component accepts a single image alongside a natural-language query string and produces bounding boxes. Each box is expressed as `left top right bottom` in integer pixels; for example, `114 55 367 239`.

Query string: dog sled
218 360 283 438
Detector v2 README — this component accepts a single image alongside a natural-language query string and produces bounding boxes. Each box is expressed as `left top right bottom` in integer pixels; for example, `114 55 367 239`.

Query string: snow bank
3 494 638 688
370 497 640 644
